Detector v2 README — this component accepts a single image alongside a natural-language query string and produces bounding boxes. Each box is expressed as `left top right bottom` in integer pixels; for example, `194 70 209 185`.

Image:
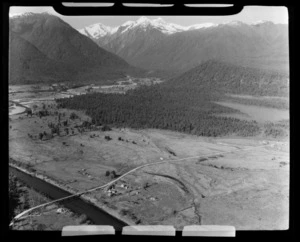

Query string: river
9 166 127 230
9 104 26 116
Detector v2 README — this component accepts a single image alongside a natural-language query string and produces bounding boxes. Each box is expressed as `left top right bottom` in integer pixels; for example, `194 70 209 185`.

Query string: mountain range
9 13 142 84
8 13 289 85
78 17 289 73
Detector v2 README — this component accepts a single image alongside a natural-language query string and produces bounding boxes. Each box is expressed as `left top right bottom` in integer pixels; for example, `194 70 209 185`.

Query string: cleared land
9 88 289 230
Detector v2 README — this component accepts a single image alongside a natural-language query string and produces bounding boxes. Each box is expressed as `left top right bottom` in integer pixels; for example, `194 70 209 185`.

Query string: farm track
144 171 191 194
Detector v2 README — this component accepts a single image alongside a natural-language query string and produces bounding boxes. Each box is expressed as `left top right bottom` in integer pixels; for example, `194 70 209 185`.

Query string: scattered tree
110 170 117 178
143 182 151 189
26 109 32 117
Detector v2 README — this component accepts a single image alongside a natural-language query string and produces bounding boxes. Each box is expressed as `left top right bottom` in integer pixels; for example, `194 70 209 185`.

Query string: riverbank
9 161 134 228
9 100 32 116
9 170 92 230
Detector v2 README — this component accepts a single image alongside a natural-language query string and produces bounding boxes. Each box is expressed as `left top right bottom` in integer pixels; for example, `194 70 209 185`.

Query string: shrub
110 170 117 178
101 125 112 131
105 136 112 141
36 224 47 231
70 112 79 120
120 209 129 216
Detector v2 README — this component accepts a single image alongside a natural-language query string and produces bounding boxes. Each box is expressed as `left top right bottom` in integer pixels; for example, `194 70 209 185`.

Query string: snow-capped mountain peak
224 20 245 26
136 16 151 24
120 16 188 34
122 20 135 27
251 20 274 25
188 22 218 30
153 17 164 23
79 23 117 38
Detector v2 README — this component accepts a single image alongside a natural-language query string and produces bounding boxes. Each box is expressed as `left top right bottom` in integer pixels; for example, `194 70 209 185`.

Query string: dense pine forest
57 86 260 137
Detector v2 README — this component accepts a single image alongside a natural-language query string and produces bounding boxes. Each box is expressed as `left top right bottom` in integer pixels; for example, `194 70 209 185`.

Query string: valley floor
9 96 289 230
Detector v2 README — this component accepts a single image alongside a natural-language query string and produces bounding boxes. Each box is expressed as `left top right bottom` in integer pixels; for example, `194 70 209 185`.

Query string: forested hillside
168 60 289 97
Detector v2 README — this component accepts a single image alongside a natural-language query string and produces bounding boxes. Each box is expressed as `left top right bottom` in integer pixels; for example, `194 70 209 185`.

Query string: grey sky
9 6 288 29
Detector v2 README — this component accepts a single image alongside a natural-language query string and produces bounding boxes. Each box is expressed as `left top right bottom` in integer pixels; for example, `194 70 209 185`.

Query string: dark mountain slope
9 13 146 84
167 60 289 97
9 13 129 68
9 32 76 84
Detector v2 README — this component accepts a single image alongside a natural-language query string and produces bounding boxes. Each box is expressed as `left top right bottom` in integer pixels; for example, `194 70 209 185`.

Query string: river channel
9 166 127 230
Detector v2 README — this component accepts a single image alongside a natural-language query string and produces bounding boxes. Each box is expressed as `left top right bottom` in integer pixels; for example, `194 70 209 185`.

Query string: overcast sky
9 6 288 29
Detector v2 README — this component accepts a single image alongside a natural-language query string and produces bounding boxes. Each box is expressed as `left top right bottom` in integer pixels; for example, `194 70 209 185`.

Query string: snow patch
188 23 218 30
251 20 274 25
